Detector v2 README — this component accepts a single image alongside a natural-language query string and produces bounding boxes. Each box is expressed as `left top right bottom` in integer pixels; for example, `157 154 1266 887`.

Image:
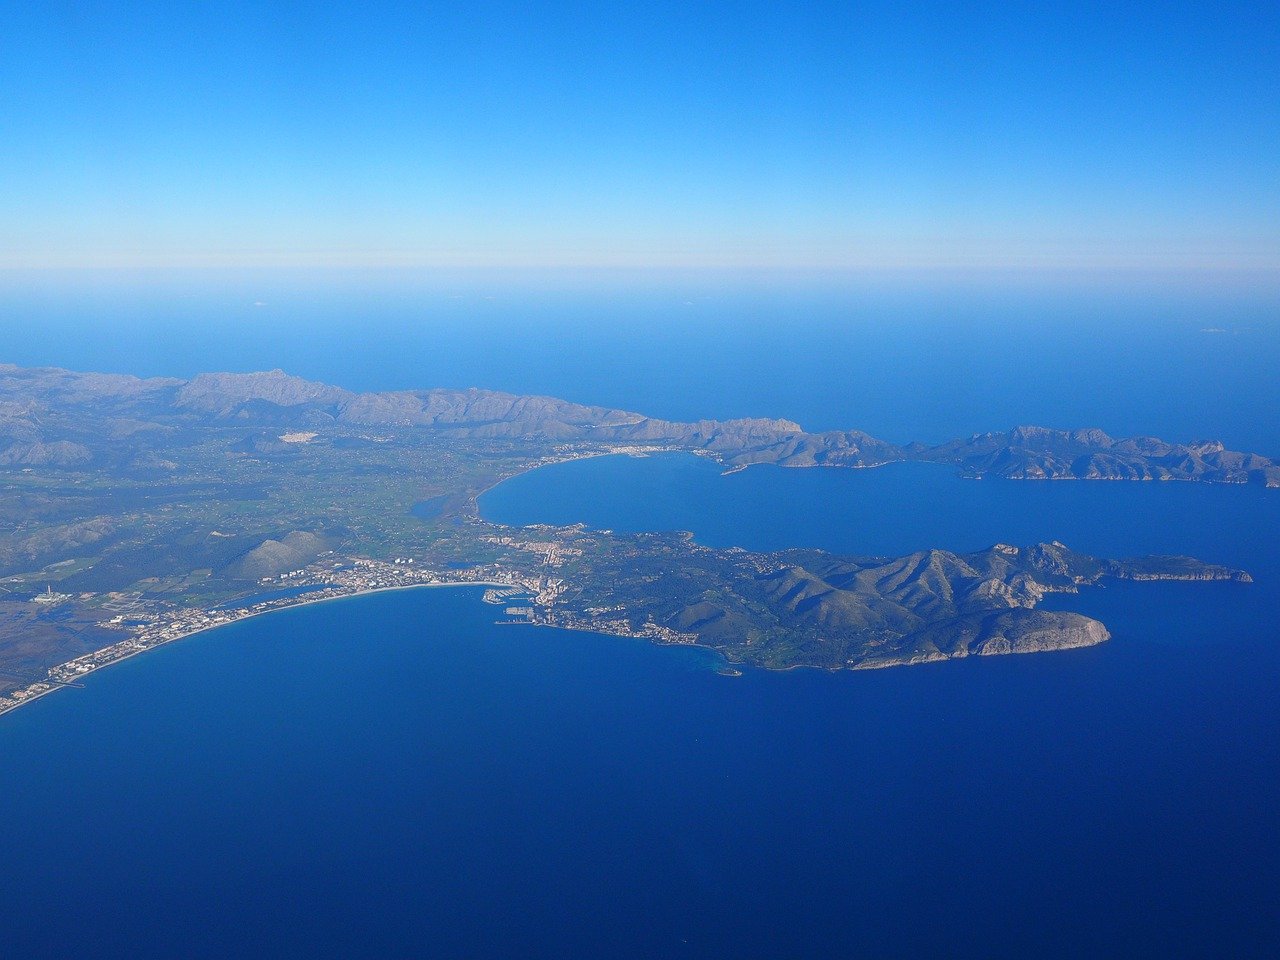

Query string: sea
0 278 1277 958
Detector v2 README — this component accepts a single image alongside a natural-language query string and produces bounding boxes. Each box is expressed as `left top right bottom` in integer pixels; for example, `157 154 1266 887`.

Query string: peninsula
0 363 1260 713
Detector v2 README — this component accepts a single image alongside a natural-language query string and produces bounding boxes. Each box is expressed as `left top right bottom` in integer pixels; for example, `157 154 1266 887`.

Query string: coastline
528 613 742 675
5 443 1256 722
0 580 513 721
2 443 710 724
469 445 695 516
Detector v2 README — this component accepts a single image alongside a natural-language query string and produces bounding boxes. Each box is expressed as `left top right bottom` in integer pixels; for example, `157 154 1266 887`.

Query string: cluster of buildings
0 554 552 717
550 609 699 646
480 533 582 568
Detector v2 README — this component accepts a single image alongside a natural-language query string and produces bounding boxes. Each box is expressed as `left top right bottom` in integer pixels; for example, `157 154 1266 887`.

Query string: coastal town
0 544 705 717
0 556 550 717
0 365 1262 718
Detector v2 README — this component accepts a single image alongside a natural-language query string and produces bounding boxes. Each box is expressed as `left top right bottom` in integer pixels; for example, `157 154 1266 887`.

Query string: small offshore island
0 364 1263 715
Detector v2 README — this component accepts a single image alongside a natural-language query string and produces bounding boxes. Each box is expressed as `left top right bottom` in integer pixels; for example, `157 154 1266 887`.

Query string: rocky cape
0 362 1260 687
542 534 1250 670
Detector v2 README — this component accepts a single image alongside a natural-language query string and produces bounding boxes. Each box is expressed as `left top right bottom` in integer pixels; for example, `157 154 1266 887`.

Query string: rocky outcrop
968 610 1110 655
856 609 1111 668
595 540 1251 671
923 425 1280 488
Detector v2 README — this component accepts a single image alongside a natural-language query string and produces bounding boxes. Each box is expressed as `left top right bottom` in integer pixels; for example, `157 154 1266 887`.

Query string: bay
1 296 1278 958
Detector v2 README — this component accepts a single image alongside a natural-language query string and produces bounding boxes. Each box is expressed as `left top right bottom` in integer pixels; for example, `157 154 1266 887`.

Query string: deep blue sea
1 283 1278 958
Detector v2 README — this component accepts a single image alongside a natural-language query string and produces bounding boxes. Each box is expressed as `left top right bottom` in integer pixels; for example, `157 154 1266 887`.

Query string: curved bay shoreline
0 580 522 720
0 362 1266 719
6 447 1257 720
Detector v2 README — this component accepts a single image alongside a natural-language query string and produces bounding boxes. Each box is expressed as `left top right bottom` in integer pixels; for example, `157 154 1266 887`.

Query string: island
0 363 1261 714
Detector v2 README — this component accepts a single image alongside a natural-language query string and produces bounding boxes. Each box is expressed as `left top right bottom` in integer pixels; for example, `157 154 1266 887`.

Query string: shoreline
0 580 514 720
2 444 716 723
6 446 1257 721
0 573 759 721
469 445 697 518
528 614 741 675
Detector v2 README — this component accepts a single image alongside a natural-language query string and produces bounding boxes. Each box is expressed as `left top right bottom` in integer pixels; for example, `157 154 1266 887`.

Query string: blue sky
3 1 1278 279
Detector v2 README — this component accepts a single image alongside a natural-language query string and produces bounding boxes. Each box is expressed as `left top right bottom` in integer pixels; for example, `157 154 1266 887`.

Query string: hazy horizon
5 2 1278 282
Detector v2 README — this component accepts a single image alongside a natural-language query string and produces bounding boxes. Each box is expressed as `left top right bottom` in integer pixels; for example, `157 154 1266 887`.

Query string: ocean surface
4 276 1280 449
1 288 1278 958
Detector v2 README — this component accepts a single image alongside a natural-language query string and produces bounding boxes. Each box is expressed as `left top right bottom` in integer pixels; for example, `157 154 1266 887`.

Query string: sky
3 1 1279 282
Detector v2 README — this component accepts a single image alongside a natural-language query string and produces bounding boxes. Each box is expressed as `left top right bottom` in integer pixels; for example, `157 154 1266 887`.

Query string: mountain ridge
2 363 1276 486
